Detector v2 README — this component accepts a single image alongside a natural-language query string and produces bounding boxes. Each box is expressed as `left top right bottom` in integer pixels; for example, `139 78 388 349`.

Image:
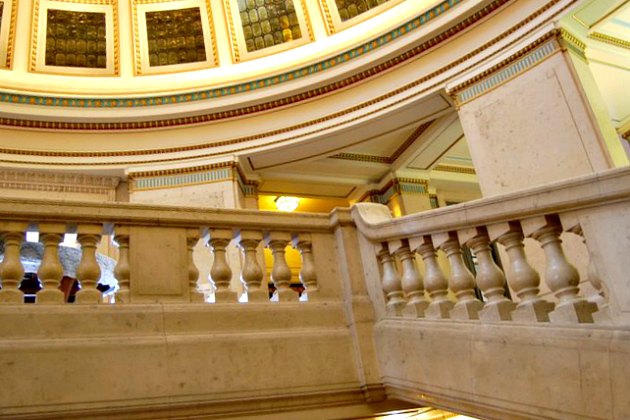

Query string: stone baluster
113 228 130 303
411 236 453 319
377 245 405 315
524 215 597 323
208 229 237 303
236 230 268 302
75 226 103 304
389 239 428 317
433 232 484 320
460 227 516 321
489 221 554 322
292 233 319 301
560 216 608 307
0 226 26 304
37 224 66 304
186 229 204 303
265 232 297 302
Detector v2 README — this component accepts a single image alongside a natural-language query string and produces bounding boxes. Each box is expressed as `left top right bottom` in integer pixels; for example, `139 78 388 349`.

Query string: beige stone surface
129 226 189 302
375 319 629 419
0 303 363 418
458 52 612 197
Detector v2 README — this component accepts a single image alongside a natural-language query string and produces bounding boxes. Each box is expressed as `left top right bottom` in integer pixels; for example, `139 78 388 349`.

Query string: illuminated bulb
275 196 300 212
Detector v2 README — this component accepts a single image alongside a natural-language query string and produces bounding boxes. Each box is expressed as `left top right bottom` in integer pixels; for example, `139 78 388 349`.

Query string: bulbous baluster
237 231 267 302
75 233 103 304
391 240 428 317
187 231 204 303
495 224 554 322
437 234 483 320
0 231 26 304
37 228 65 304
378 246 405 316
415 238 453 319
114 232 130 304
532 221 597 323
266 232 297 302
208 229 237 303
467 232 515 321
293 234 319 301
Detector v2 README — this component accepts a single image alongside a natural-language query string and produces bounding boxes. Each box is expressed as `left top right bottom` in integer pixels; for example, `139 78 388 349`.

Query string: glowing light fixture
275 196 300 212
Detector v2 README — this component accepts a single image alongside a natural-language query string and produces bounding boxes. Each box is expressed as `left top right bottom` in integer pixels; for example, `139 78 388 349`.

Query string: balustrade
0 201 326 306
351 168 630 325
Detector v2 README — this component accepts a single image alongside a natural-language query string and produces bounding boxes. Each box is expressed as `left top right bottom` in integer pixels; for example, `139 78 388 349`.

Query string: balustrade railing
0 200 331 304
352 167 630 325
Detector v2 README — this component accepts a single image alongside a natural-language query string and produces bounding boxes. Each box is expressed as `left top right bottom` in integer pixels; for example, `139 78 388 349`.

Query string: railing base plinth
0 290 23 304
402 300 429 318
246 289 270 303
549 299 598 324
36 289 65 304
386 301 406 316
479 300 517 322
450 300 484 320
425 300 454 319
116 290 130 304
511 300 555 323
214 289 239 303
300 289 321 301
271 288 299 302
75 289 102 304
189 292 206 303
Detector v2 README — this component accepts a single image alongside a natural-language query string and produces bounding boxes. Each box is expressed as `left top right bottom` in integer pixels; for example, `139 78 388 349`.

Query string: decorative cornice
450 30 561 105
360 177 429 204
0 170 120 195
3 0 480 112
434 164 476 174
5 0 17 68
589 32 630 51
128 161 258 194
559 27 586 59
330 120 434 164
329 153 391 164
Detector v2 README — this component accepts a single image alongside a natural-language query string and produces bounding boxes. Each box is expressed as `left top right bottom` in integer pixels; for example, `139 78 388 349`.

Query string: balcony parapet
352 166 630 325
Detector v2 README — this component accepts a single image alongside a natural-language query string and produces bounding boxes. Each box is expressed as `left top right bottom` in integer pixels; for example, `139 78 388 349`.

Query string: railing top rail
0 197 353 233
352 167 630 242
